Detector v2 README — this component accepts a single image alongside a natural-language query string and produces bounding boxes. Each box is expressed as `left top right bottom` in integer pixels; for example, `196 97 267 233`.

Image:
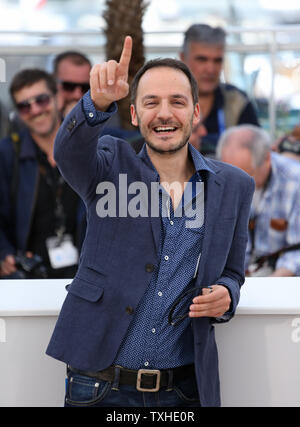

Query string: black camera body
14 253 48 279
278 137 300 155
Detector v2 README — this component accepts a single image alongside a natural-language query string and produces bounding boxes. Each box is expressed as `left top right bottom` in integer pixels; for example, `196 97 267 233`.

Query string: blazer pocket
66 277 104 302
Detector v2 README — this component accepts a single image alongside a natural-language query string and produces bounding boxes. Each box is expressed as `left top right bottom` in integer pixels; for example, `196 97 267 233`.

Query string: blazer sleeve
54 97 118 203
214 176 255 322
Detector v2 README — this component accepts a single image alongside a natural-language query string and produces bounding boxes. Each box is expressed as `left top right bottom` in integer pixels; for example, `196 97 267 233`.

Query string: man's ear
130 104 138 127
192 103 201 127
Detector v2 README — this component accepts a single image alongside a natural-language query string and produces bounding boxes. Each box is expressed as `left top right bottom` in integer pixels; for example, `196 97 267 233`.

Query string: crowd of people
0 23 299 409
0 23 299 281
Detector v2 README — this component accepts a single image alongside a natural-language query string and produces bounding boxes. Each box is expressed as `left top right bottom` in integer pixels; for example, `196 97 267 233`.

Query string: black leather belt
68 364 195 392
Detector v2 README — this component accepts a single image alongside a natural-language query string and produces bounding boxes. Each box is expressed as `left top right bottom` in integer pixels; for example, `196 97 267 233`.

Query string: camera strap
38 162 78 269
252 242 300 272
38 162 67 239
10 132 22 219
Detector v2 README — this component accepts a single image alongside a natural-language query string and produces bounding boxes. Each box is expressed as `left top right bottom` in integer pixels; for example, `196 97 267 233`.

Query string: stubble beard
29 110 60 139
138 117 193 155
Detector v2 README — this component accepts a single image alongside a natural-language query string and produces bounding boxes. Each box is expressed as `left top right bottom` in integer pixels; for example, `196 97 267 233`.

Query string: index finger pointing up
118 36 133 76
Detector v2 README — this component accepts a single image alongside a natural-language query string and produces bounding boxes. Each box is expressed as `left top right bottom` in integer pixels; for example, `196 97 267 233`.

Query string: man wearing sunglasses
53 51 91 117
0 69 85 279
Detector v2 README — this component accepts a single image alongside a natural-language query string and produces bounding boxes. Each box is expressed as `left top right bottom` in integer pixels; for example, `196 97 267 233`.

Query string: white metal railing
0 26 300 138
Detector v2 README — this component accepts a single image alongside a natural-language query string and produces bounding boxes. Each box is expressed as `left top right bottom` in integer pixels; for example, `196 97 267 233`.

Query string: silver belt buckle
136 369 161 392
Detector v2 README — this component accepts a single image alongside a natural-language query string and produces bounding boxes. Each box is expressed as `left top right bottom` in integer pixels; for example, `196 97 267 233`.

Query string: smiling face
13 80 60 138
130 66 200 155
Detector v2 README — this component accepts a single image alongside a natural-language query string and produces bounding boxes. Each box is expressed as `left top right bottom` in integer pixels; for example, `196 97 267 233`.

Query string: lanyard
38 164 67 239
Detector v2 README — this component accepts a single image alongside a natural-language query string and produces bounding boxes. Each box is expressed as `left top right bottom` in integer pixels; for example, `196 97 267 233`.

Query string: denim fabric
64 371 200 407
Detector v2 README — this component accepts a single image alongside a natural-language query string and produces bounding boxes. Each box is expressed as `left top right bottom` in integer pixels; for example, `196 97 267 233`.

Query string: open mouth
31 112 49 122
153 126 178 134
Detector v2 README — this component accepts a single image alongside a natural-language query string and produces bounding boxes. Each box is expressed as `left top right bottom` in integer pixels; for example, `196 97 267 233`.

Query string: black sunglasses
168 284 213 326
16 93 52 115
59 80 90 93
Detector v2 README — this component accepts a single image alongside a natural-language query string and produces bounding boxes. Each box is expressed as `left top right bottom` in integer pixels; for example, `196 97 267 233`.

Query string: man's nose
30 100 45 115
157 101 172 120
205 60 217 74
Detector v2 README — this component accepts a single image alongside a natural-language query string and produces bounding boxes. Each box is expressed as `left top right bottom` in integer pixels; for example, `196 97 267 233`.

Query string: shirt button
88 112 94 118
67 118 76 131
144 361 149 367
151 328 156 333
158 291 163 297
164 255 169 261
170 220 174 225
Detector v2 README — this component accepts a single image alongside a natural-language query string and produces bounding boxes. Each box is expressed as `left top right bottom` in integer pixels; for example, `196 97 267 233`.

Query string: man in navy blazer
47 37 254 407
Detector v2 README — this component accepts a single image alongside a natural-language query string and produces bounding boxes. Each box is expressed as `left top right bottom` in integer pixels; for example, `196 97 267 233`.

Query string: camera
278 136 300 155
14 253 48 279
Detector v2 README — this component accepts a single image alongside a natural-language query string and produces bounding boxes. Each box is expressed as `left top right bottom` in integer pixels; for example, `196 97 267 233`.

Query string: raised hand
90 36 133 111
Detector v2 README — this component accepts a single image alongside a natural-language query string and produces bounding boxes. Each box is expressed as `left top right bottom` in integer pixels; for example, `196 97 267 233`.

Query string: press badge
46 234 78 269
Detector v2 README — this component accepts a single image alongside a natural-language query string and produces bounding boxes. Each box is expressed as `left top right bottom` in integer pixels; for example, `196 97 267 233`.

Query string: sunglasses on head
59 80 90 93
16 93 52 115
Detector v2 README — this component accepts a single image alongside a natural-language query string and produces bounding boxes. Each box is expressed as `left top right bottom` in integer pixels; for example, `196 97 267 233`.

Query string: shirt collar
137 142 215 177
137 143 158 176
188 143 215 175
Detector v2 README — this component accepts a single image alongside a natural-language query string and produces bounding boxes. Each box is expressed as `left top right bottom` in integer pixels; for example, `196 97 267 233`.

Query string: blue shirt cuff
81 90 118 126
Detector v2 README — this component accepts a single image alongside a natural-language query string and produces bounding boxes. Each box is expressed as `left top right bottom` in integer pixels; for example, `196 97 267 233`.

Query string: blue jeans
64 369 200 407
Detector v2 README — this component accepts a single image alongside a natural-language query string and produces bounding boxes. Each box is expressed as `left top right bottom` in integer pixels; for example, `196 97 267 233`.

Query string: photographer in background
0 69 85 279
217 124 300 277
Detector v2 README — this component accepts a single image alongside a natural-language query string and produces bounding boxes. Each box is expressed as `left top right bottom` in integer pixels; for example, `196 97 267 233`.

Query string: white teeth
154 126 176 132
32 113 47 122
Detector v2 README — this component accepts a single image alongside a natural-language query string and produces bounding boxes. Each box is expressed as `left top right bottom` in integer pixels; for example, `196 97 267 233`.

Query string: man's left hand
189 285 231 318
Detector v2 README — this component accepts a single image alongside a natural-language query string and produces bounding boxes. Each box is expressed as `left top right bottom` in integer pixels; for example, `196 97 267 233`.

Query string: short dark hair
130 58 199 105
53 51 92 76
10 69 57 102
182 24 226 55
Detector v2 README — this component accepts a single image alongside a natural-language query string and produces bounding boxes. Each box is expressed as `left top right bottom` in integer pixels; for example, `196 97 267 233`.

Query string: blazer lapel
197 167 225 282
137 148 161 253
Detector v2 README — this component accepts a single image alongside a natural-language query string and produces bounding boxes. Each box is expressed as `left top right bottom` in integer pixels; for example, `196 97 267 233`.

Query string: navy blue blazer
46 100 255 406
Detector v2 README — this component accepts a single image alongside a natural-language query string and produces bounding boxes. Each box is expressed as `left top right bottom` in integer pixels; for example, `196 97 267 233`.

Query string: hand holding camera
0 252 47 279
